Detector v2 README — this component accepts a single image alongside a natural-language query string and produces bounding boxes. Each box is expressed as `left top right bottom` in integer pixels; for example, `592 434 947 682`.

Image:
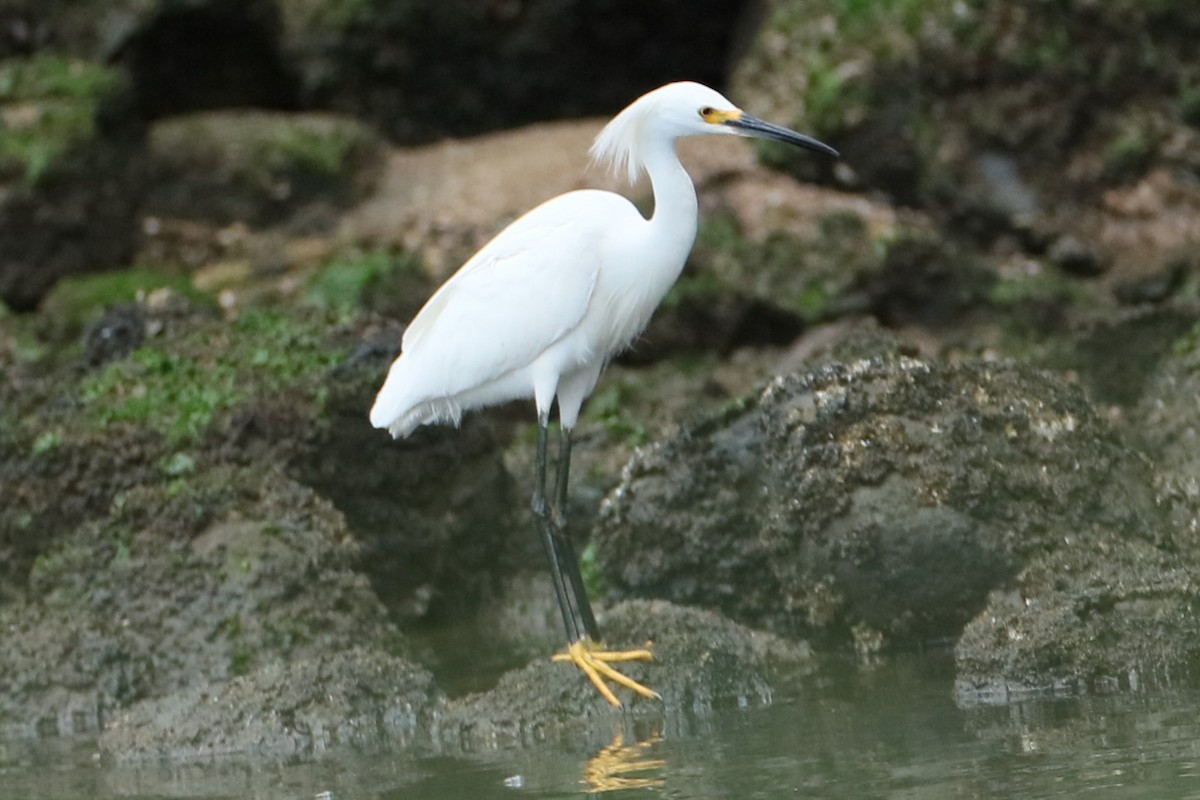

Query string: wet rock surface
433 600 813 748
99 647 439 762
595 355 1163 647
955 537 1200 702
0 469 403 740
91 599 808 760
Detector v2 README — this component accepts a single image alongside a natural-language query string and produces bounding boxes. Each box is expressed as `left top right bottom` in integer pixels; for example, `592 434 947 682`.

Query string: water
5 652 1200 799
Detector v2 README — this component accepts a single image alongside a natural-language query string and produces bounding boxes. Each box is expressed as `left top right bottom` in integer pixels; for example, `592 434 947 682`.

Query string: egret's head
591 81 838 184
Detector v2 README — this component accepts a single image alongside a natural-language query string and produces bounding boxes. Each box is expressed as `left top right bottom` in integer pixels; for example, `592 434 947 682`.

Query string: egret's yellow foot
552 639 659 707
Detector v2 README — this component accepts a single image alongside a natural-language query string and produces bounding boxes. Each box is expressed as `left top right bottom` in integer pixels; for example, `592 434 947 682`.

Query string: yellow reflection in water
582 730 665 793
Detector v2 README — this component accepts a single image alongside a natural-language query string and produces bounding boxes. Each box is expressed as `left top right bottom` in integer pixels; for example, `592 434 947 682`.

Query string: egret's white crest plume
370 81 837 706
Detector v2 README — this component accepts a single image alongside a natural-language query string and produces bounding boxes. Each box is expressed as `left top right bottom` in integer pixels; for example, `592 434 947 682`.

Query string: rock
594 355 1162 647
1132 314 1200 533
17 0 746 142
3 281 523 658
435 600 813 747
144 111 386 228
1049 235 1109 278
0 469 405 739
0 55 144 309
0 424 165 608
91 599 812 759
678 186 964 337
276 0 747 144
729 0 1200 245
81 302 146 365
1112 260 1187 305
0 300 333 604
1051 301 1200 407
293 333 522 626
955 538 1200 702
99 647 438 761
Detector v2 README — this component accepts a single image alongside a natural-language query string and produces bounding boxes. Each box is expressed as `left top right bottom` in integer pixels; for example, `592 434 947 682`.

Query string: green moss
579 540 604 599
1103 115 1162 181
750 0 950 145
81 348 233 444
660 271 724 310
8 329 48 364
30 545 85 585
989 268 1084 308
153 111 377 191
268 123 356 177
30 430 60 455
584 381 649 446
688 210 883 323
0 55 118 100
263 618 313 651
158 451 196 478
0 56 123 184
794 279 840 319
229 643 255 676
79 310 343 445
798 53 872 145
306 248 420 317
1171 322 1200 356
40 267 212 332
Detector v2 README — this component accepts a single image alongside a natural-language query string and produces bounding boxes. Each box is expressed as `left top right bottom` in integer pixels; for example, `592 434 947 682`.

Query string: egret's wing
395 215 602 402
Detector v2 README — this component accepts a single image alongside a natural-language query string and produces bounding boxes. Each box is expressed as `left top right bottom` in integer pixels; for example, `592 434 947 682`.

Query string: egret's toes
553 639 659 706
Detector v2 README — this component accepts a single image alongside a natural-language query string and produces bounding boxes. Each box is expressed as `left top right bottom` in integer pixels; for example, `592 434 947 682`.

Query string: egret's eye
699 106 715 120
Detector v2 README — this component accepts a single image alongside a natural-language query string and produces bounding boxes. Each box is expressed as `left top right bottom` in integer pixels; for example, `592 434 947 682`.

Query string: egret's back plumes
589 83 684 185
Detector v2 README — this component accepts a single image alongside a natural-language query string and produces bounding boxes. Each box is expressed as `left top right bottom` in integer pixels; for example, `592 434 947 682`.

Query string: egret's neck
642 136 698 253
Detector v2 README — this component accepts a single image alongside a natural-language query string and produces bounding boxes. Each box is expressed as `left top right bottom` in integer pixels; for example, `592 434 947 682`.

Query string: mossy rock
0 55 144 310
686 211 883 324
74 306 344 446
144 110 386 226
662 206 992 344
595 356 1164 647
0 55 126 185
3 291 523 649
38 266 214 339
732 0 1200 218
0 467 408 738
307 246 431 322
956 537 1200 699
0 300 345 606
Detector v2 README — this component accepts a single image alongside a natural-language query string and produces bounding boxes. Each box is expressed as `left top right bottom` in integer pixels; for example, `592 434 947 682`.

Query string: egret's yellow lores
371 81 837 706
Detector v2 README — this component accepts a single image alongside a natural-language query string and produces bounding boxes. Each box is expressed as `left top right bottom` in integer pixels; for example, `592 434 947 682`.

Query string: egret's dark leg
547 427 601 642
534 420 586 643
536 419 658 707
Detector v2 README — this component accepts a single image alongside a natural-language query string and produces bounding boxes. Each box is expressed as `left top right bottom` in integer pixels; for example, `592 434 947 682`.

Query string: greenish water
5 653 1200 799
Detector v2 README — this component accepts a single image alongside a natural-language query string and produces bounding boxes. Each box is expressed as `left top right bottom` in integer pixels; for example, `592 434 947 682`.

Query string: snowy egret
371 81 837 706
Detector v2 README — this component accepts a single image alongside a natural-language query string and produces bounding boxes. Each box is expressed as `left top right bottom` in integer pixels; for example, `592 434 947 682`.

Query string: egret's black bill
729 114 839 158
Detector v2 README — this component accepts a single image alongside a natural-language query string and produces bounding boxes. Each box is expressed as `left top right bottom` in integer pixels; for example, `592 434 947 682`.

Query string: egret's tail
370 357 463 438
369 357 416 436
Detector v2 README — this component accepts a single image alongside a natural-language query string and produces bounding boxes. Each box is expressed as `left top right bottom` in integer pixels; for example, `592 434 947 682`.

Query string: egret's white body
370 189 677 437
369 81 836 707
372 82 744 437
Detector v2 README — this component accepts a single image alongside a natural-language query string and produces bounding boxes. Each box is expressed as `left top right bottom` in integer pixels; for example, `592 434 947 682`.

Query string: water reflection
582 730 665 793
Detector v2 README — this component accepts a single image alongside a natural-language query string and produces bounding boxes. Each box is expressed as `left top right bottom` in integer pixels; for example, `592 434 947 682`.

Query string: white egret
371 81 837 706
